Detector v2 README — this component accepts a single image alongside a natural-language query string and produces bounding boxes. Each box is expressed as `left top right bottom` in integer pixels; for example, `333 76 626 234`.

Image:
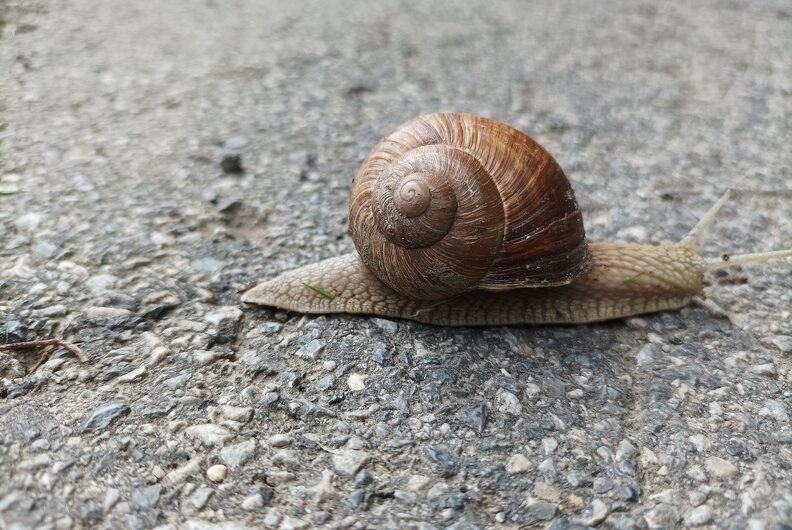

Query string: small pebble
185 424 233 446
506 454 531 474
636 344 657 366
295 339 324 360
685 504 713 526
347 373 366 391
269 434 293 447
750 363 777 377
207 464 228 482
242 493 265 510
190 487 213 509
705 456 738 479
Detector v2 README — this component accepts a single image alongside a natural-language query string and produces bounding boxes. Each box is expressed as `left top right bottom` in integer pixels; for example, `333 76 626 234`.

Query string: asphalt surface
1 1 791 529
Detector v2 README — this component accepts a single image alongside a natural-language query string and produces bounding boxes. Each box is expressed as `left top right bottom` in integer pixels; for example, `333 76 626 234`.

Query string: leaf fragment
0 186 22 195
303 282 335 300
622 273 645 285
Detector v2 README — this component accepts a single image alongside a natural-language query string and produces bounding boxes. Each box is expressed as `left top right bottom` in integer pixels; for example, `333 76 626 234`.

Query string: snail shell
348 113 591 300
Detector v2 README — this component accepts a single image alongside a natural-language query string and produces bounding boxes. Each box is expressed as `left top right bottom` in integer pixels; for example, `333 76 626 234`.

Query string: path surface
1 1 791 528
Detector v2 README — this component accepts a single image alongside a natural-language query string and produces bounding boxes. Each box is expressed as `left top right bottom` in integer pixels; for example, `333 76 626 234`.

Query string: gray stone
636 343 657 366
593 477 613 493
184 521 254 530
645 503 681 528
19 454 51 470
685 504 713 526
294 339 324 360
332 449 371 477
131 485 161 509
527 501 556 521
164 372 192 389
32 241 58 258
103 488 120 512
424 445 458 477
220 439 256 469
370 342 390 365
318 374 336 390
456 401 486 433
371 318 398 334
82 400 131 432
189 487 213 509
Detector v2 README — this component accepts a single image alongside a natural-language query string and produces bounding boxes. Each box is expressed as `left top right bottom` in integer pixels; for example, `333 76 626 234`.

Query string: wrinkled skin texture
242 242 705 326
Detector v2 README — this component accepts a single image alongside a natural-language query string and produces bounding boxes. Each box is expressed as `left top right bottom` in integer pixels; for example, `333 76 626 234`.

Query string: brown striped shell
348 113 590 301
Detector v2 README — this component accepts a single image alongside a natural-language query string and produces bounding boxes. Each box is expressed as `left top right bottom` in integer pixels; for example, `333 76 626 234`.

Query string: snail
242 113 791 326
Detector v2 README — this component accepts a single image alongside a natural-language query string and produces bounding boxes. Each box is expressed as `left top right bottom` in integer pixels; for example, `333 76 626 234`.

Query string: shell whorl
349 113 590 301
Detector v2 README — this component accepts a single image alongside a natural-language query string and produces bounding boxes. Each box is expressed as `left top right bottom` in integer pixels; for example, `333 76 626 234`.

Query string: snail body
243 113 791 326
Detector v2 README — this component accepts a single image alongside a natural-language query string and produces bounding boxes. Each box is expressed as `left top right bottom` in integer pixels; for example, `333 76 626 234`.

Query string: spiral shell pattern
349 113 589 301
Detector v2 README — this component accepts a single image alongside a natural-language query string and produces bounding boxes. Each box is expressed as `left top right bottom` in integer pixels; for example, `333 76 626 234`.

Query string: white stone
407 475 431 492
241 493 264 510
495 389 522 415
117 365 146 383
750 363 777 377
86 273 118 293
576 499 610 526
205 306 242 327
542 437 558 454
164 456 203 485
331 449 370 477
347 373 366 391
506 454 531 474
268 434 293 447
185 424 233 446
86 306 131 319
688 434 710 452
705 456 738 479
221 405 253 423
15 212 43 232
207 464 227 482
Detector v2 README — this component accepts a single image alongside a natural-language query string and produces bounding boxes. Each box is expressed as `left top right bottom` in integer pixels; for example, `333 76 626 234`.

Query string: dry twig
0 339 90 373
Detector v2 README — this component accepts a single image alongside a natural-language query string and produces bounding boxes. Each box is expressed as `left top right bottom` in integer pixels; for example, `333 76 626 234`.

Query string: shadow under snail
242 113 792 326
